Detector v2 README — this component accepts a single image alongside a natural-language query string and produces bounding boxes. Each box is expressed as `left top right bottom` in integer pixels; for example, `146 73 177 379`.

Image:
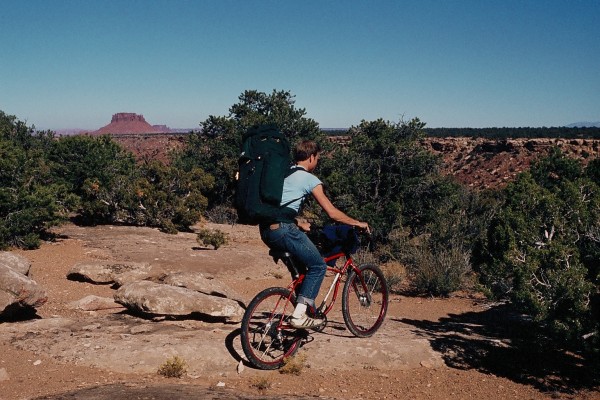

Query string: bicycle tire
240 287 302 370
342 263 389 338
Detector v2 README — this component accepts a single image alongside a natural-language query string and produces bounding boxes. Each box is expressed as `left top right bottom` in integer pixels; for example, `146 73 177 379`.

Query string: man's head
293 140 321 163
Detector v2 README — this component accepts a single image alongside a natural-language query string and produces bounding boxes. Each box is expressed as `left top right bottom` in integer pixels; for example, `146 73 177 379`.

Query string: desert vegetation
425 126 600 139
1 89 598 356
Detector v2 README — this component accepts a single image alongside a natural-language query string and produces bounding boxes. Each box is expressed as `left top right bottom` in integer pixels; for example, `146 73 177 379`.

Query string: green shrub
196 227 229 250
250 377 272 392
76 158 212 233
157 355 187 378
173 90 323 209
395 234 472 296
0 111 72 249
279 352 307 375
48 134 137 197
317 117 437 242
474 150 599 350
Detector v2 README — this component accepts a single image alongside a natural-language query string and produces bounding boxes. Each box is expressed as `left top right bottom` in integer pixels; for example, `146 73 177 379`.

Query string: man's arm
311 184 370 232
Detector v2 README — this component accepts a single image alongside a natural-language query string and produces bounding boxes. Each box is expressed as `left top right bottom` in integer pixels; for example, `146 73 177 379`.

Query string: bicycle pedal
306 308 325 319
312 316 327 332
302 335 315 344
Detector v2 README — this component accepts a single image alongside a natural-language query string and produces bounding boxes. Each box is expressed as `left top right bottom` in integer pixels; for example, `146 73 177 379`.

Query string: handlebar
306 223 373 256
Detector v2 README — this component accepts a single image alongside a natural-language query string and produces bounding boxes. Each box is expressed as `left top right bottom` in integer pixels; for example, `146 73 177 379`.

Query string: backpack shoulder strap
285 165 304 177
280 166 308 208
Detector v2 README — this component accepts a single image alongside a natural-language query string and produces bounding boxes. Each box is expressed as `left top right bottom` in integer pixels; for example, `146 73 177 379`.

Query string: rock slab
0 251 31 276
67 261 160 285
162 271 243 303
0 259 47 317
114 280 243 321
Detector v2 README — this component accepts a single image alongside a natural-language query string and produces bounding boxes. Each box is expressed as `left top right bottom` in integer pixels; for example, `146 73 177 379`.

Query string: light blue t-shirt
280 166 322 212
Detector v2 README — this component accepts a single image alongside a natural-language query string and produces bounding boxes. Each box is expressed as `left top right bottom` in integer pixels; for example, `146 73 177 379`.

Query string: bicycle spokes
241 287 303 369
342 264 388 338
250 314 284 357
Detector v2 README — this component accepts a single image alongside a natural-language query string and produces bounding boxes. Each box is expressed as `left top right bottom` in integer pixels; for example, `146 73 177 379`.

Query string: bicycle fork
353 270 374 307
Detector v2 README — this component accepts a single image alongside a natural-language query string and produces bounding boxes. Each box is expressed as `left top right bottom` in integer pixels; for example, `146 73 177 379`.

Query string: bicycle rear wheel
342 263 389 338
240 287 302 369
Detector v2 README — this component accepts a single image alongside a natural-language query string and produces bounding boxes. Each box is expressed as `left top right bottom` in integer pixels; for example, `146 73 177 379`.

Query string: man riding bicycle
259 140 370 329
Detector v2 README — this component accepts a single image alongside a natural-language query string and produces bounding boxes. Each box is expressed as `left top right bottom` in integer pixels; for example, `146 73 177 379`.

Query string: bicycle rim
240 287 301 369
342 264 389 337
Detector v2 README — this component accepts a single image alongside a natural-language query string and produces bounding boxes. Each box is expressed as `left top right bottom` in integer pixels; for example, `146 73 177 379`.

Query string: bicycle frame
282 250 363 321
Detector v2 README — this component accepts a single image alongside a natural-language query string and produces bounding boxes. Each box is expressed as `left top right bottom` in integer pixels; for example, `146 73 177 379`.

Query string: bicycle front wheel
240 287 302 370
342 263 389 338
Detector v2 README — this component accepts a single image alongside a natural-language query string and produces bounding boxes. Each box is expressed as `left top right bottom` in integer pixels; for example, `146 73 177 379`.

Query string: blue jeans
260 223 326 307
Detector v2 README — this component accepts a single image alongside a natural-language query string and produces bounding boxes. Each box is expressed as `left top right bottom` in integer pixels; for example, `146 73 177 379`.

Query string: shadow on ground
396 303 599 395
33 383 327 400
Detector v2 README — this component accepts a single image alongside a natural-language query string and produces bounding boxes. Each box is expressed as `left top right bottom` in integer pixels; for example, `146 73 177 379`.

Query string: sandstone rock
162 272 243 303
424 137 600 190
0 251 31 276
68 295 125 311
0 264 47 316
114 280 244 321
90 112 169 135
112 265 165 287
0 367 9 382
67 261 153 285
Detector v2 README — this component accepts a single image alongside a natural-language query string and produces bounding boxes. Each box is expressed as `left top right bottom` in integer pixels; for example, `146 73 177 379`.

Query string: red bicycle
240 226 389 370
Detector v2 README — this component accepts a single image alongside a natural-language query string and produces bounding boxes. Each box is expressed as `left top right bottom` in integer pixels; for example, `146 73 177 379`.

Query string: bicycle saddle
268 250 302 279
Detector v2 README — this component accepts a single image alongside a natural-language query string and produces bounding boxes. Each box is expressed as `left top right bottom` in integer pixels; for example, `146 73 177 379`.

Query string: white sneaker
289 314 324 329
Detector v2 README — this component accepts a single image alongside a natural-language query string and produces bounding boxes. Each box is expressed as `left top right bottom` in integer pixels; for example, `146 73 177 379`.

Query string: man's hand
297 220 311 232
356 221 371 234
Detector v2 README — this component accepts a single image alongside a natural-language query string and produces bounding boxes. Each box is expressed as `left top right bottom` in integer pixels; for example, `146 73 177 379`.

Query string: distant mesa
90 113 173 135
566 121 600 128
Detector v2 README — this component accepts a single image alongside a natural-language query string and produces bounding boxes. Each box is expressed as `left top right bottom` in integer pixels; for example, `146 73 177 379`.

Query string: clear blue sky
1 0 599 130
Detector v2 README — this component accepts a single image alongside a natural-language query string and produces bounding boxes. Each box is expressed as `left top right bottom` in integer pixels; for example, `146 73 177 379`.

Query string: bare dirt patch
1 223 598 400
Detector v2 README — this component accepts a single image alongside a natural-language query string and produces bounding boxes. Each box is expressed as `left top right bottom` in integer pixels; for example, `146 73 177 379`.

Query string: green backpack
234 124 299 225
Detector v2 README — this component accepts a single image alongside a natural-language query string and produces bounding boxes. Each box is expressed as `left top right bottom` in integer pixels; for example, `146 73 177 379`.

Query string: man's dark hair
293 140 321 162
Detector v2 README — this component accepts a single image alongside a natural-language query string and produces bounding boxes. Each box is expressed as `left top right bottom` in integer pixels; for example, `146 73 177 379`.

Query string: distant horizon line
46 121 600 133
